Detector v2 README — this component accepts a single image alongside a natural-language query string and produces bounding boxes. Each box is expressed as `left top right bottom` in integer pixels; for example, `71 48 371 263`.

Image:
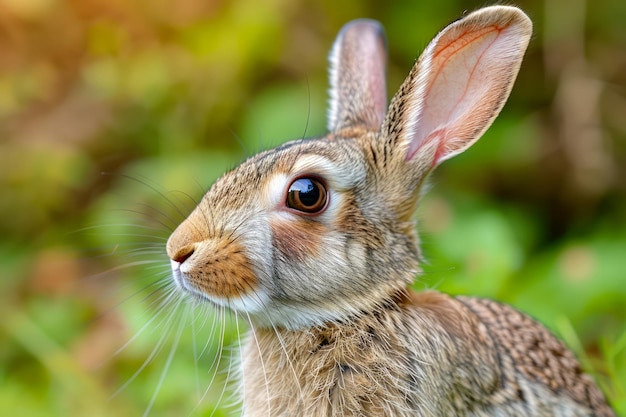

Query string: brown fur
165 6 615 416
193 239 257 298
270 217 325 262
189 238 258 298
458 297 615 417
242 291 613 416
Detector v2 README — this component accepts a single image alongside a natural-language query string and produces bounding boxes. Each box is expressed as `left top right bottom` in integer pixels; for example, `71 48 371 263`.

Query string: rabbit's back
457 296 614 417
241 291 613 417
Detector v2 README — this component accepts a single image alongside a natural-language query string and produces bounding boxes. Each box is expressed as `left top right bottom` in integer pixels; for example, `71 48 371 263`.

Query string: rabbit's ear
382 6 532 167
328 19 388 132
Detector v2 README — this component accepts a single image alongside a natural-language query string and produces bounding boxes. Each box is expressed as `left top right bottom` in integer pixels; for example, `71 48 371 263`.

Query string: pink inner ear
406 23 521 164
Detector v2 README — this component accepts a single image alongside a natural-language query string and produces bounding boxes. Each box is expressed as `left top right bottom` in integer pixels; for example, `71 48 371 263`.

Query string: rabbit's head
166 6 532 329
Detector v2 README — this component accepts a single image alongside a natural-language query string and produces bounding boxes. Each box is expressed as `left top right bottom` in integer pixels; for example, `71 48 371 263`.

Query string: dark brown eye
286 177 327 213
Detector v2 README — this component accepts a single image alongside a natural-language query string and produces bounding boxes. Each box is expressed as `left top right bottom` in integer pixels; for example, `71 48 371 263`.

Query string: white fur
327 35 342 132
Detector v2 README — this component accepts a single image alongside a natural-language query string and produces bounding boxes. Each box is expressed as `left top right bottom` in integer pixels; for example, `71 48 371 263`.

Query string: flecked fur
166 6 615 416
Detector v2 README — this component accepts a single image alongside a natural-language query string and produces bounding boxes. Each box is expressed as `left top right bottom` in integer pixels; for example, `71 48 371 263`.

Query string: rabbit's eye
286 177 327 213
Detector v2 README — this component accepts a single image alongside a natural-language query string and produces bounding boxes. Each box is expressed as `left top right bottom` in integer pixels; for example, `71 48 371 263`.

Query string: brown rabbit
166 6 615 416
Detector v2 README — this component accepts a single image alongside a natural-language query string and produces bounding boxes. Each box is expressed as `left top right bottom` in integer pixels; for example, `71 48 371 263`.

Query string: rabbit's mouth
169 259 226 306
170 257 274 315
170 259 208 302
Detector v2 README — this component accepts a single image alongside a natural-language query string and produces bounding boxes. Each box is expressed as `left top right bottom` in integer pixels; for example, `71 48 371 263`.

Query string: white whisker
111 285 178 358
111 294 184 399
207 310 236 417
143 302 189 417
243 308 271 416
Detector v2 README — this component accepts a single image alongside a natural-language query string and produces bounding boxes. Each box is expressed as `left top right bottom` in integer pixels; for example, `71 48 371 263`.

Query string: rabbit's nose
171 244 195 265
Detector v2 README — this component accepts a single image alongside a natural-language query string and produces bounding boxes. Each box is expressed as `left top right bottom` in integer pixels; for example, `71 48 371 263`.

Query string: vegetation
0 0 624 416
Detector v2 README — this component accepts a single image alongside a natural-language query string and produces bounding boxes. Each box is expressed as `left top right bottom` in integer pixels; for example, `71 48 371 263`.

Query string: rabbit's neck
239 290 495 416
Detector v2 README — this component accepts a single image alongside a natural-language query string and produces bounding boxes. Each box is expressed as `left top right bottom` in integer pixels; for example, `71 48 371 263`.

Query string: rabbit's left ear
327 19 388 132
382 6 532 167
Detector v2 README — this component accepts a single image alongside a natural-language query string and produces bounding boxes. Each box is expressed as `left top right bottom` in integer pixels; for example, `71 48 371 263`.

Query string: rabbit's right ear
382 6 532 169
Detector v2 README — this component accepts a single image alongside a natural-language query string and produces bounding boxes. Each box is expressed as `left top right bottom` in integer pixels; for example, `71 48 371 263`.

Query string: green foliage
0 0 624 416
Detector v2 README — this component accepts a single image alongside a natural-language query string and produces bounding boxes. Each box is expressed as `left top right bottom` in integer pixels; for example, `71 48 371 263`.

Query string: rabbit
166 5 615 417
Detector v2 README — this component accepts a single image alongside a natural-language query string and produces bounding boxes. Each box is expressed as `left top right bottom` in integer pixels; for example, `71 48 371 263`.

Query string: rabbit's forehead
251 137 364 179
290 152 364 189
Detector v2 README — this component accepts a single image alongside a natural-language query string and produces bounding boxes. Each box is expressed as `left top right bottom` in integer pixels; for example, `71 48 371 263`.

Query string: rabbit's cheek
269 217 325 262
335 194 384 250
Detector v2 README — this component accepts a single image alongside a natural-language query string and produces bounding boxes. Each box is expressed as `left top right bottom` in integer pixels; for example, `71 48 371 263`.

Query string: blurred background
1 0 624 415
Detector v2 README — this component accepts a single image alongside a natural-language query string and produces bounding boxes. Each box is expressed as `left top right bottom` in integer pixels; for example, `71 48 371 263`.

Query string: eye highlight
286 177 328 214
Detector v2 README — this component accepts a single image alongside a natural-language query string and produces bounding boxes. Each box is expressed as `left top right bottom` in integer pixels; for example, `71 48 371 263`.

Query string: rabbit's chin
170 260 328 329
171 260 371 329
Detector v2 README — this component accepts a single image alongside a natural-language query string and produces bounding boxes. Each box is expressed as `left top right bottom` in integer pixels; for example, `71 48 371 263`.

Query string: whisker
110 285 179 359
169 188 202 210
90 277 169 326
190 306 201 401
75 222 171 235
101 172 191 223
197 307 220 361
208 309 237 417
143 302 189 417
243 307 271 415
301 76 311 140
234 310 246 414
229 128 250 158
107 207 178 234
83 260 170 294
111 294 183 399
189 305 228 417
267 315 305 403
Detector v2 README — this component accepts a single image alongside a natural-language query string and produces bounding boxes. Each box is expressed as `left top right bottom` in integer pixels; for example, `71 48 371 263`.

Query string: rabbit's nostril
173 246 194 264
